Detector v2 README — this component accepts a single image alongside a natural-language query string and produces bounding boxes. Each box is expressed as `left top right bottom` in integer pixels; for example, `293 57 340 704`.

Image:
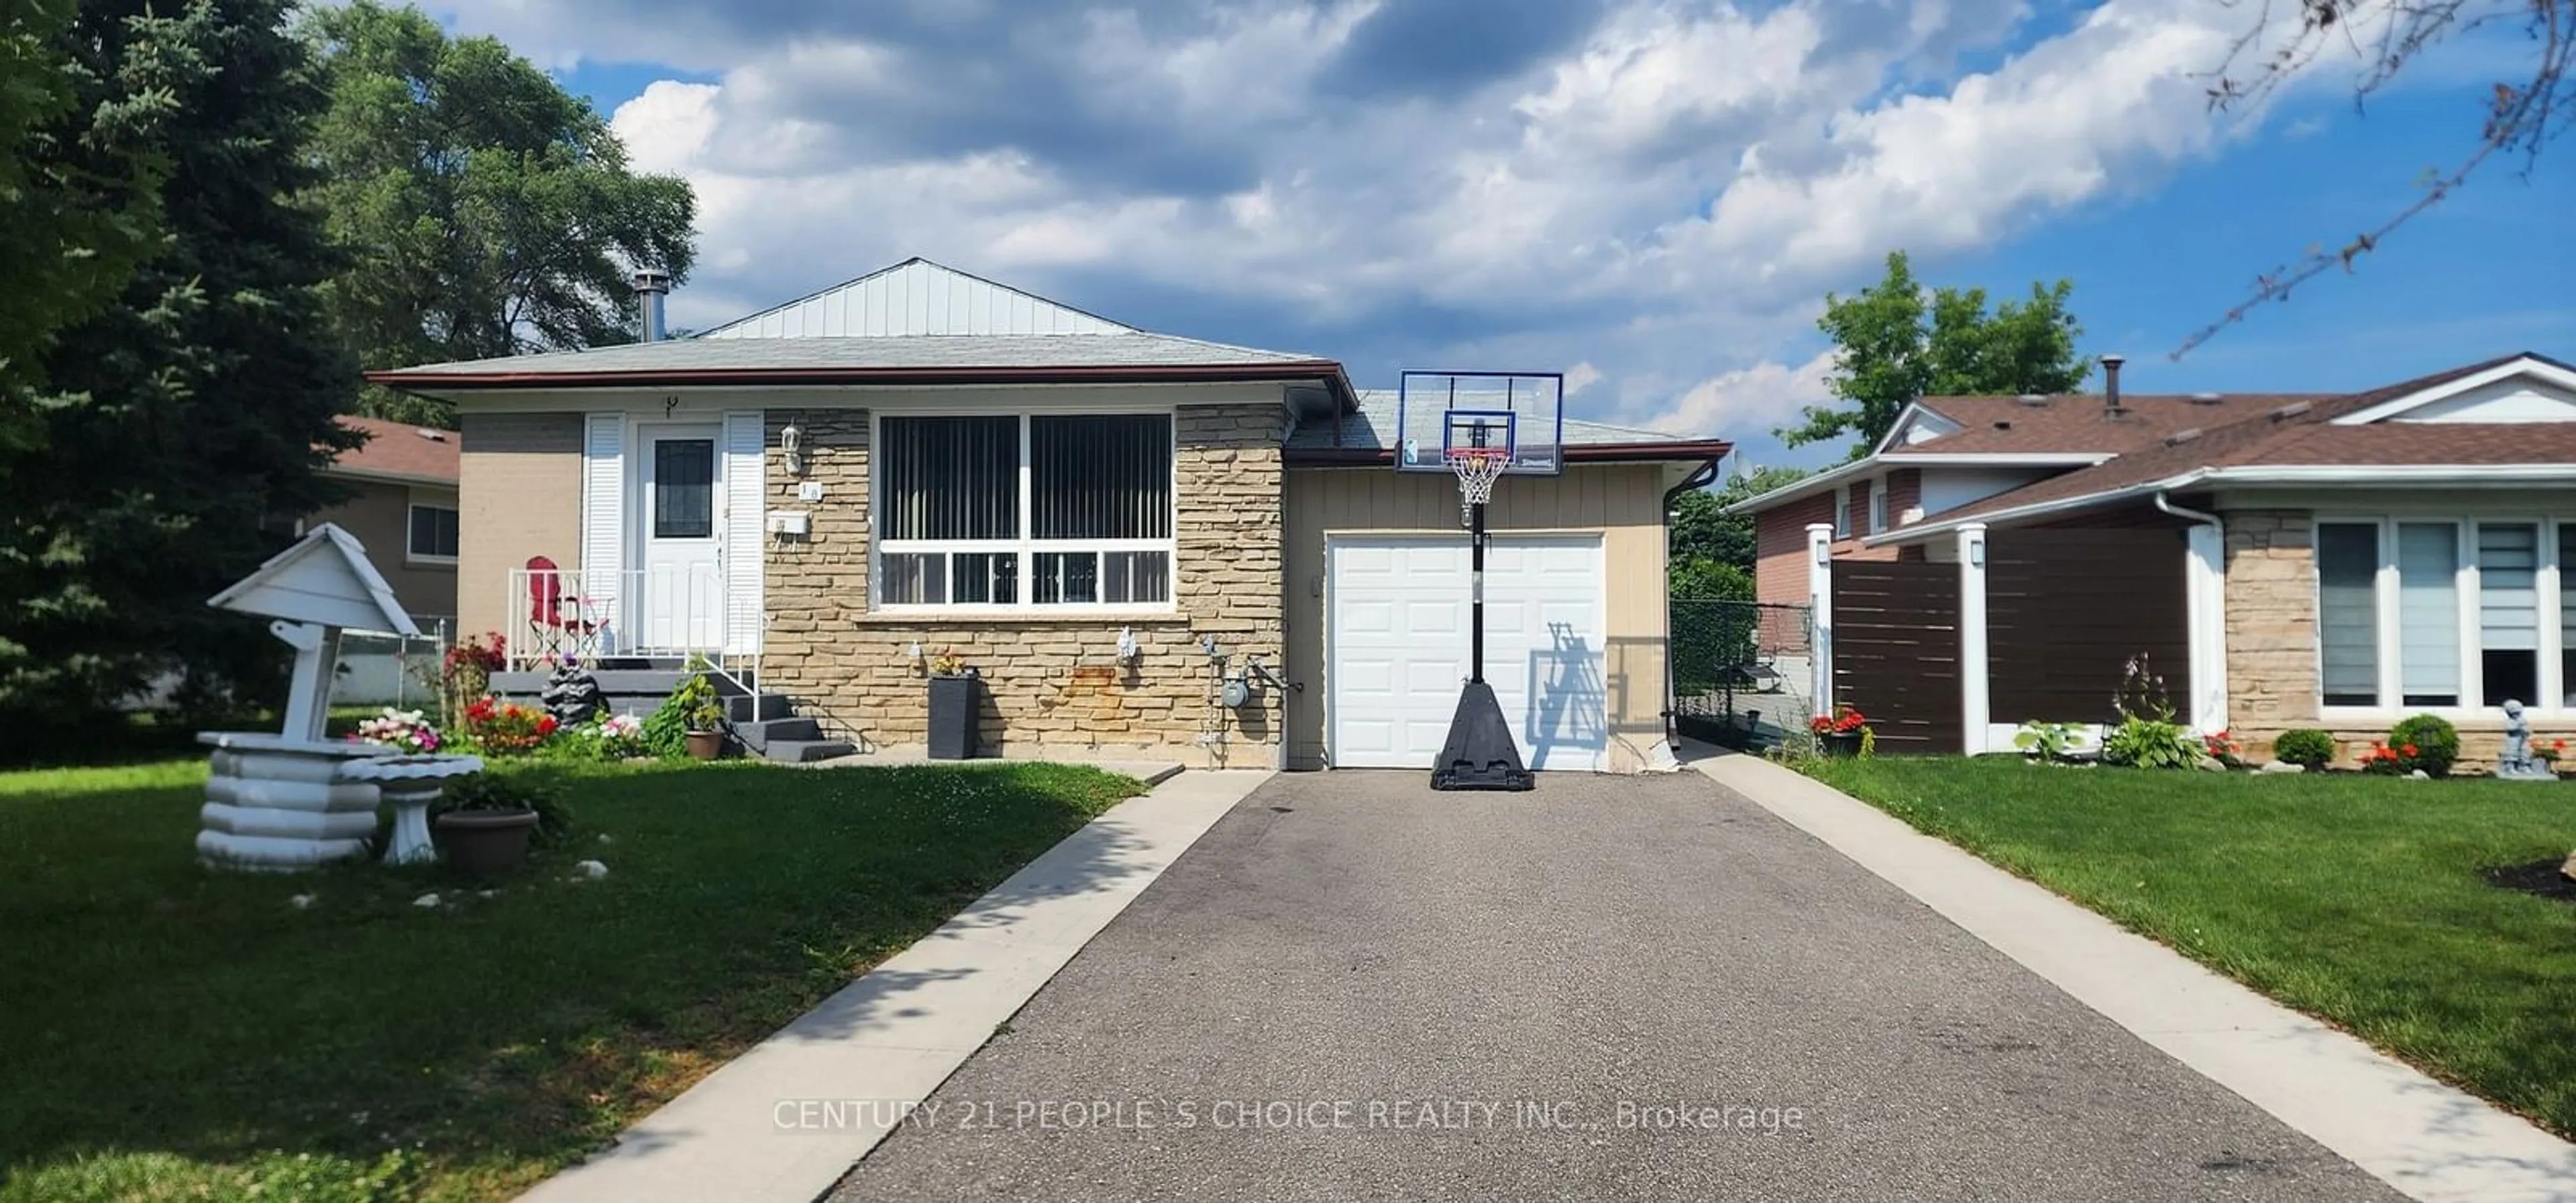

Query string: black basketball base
1429 680 1534 791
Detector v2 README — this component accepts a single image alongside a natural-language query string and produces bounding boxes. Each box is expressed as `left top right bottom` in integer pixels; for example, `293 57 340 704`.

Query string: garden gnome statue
2497 700 2556 780
541 658 608 728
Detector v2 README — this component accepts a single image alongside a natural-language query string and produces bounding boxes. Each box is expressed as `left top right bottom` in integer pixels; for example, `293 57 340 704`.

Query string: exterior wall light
781 419 809 476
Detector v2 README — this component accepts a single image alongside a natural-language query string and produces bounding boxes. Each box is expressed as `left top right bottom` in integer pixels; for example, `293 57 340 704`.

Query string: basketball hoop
1447 447 1509 523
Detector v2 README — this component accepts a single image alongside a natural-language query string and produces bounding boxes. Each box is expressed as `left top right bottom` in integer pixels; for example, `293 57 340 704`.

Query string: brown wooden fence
1829 560 1960 754
1987 529 2190 724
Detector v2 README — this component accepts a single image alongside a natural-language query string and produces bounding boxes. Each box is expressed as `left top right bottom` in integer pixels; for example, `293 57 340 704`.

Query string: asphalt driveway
830 770 2397 1201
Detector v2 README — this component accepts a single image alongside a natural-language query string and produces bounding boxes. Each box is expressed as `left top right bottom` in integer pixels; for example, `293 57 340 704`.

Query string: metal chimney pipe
633 268 672 343
2100 354 2125 414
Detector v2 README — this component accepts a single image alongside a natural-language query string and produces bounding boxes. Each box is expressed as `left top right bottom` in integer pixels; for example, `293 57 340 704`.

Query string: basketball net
1447 447 1509 525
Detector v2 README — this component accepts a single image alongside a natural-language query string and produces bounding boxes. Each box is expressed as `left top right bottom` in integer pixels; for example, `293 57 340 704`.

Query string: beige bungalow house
366 259 1729 771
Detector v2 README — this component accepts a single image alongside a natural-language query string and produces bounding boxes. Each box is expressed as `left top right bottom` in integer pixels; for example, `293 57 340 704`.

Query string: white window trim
2314 514 2565 723
405 493 460 566
871 411 1181 614
1833 484 1851 539
1867 479 1888 535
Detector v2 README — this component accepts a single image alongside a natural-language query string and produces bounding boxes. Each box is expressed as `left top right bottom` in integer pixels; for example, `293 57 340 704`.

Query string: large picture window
875 413 1174 609
2316 517 2573 715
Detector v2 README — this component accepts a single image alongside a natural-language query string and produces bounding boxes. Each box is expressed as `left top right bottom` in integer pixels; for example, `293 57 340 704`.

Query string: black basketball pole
1470 496 1486 684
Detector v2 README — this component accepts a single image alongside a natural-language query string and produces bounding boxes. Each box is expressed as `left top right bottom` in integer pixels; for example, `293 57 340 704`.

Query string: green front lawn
1805 756 2576 1137
0 757 1144 1202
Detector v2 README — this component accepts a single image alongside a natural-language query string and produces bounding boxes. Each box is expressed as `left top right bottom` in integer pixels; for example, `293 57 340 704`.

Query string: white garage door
1329 534 1609 772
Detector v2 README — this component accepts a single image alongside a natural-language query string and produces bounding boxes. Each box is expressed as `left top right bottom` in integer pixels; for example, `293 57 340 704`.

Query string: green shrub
642 674 720 759
2388 713 2461 777
2012 721 2084 762
2271 728 2335 769
2102 716 2200 770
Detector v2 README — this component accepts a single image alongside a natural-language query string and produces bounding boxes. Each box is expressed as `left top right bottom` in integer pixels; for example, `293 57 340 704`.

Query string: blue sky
433 0 2568 472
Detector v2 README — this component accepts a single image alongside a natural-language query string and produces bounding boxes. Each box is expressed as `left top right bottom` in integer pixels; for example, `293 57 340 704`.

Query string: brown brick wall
759 403 1287 767
455 413 581 641
309 478 458 627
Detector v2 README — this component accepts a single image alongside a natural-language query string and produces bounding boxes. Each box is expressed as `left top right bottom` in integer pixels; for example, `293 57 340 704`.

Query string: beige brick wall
455 413 582 641
760 404 1287 766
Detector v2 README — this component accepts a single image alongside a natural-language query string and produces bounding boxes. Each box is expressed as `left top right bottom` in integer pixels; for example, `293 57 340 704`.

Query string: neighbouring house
1729 352 2576 768
364 258 1729 770
313 415 461 631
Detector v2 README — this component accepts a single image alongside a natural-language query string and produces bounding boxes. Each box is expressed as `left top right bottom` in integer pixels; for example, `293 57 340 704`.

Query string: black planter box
927 673 979 760
1819 730 1864 757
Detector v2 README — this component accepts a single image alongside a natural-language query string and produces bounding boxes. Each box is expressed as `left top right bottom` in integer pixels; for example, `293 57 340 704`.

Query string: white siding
698 259 1134 339
580 413 625 618
722 412 765 654
2387 377 2576 423
1920 466 2059 518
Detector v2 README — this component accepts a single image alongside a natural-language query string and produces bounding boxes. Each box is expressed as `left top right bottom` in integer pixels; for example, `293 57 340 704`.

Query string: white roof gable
208 523 419 635
697 258 1136 340
2334 354 2576 425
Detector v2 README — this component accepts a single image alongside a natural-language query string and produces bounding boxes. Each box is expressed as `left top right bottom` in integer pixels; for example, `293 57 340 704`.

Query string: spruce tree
0 0 357 732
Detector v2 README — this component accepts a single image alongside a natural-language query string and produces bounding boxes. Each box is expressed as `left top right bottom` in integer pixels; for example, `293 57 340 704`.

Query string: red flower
2401 743 2419 757
537 715 559 736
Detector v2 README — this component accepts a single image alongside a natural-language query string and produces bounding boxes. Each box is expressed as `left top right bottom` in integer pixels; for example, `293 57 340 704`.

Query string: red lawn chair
525 555 598 661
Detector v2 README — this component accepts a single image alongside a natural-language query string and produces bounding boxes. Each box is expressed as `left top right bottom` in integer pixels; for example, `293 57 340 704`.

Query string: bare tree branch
2174 0 2570 359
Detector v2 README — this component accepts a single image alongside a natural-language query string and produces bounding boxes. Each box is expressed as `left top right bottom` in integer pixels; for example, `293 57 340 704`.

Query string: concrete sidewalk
517 768 1275 1203
1694 749 2576 1203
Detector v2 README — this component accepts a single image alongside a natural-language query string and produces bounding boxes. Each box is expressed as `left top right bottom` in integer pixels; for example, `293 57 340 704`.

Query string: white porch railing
504 566 755 686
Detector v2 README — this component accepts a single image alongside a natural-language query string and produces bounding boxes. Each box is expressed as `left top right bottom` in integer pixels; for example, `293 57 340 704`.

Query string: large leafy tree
304 1 696 425
1778 251 2089 456
1671 464 1813 576
0 0 358 730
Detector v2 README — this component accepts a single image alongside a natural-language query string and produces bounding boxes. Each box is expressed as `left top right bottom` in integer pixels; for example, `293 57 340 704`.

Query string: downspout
2154 490 2224 735
1663 456 1726 753
2152 490 2217 527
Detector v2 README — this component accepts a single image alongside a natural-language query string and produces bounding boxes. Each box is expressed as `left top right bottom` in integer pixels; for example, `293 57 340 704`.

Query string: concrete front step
735 717 823 753
764 739 858 764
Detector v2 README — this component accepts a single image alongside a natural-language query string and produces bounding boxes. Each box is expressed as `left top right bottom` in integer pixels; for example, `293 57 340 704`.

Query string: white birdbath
339 754 486 866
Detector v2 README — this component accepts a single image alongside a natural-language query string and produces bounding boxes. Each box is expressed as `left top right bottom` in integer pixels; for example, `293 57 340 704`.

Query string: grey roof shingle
384 331 1328 378
1288 390 1709 450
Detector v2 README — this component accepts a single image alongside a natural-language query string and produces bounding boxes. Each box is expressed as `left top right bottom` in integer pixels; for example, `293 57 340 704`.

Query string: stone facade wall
2222 509 2318 753
759 403 1287 767
2220 507 2576 770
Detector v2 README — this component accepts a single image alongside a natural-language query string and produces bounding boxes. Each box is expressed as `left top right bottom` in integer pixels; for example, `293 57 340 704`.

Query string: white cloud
464 0 2360 454
1645 350 1839 439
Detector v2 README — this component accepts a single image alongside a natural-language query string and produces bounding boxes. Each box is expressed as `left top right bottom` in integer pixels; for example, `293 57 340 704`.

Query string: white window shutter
581 413 625 651
722 411 765 654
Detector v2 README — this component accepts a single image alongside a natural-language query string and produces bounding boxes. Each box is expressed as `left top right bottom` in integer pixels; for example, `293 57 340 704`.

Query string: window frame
1833 484 1851 539
871 409 1179 615
1867 479 1888 535
2312 514 2568 722
405 494 460 566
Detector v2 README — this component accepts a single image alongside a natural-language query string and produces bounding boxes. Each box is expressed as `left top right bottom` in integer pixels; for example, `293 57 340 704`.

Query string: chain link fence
1671 599 1813 749
332 621 452 712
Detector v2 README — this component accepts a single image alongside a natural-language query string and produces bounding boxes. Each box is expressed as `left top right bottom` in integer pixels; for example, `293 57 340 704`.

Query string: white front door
1328 533 1609 771
635 424 724 651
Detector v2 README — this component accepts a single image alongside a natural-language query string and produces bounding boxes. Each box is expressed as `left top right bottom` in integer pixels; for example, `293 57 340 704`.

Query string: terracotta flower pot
435 808 539 876
685 729 723 761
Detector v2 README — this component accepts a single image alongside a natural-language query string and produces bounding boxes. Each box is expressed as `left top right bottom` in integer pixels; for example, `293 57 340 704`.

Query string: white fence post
1807 522 1833 719
1958 522 1990 755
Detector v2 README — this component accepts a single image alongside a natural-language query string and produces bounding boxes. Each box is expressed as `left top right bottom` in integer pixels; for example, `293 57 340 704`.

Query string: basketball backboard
1395 371 1565 475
